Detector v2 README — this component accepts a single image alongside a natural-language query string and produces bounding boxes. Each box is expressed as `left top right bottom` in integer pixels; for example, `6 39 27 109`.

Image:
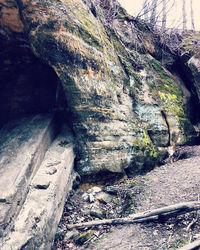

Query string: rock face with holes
1 1 200 178
0 115 75 249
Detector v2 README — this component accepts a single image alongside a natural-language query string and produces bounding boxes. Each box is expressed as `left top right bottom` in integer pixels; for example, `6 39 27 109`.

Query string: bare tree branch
67 201 200 229
134 0 196 31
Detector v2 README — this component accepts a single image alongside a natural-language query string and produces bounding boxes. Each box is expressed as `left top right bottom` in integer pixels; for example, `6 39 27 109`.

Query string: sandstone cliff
1 0 200 179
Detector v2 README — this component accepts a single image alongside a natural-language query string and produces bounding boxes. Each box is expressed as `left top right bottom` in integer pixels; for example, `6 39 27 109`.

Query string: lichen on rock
1 0 200 179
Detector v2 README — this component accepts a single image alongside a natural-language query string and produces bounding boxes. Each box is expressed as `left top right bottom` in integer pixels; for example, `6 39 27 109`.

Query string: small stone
65 204 73 211
73 230 96 245
89 193 95 203
82 193 89 201
90 207 106 219
105 186 118 195
90 186 102 194
96 192 113 204
64 230 79 240
77 217 85 223
70 214 75 219
72 174 81 189
153 230 158 236
194 233 200 239
55 229 66 240
68 190 75 197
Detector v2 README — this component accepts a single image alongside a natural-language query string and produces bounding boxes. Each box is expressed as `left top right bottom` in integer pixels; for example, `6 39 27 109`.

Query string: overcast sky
118 0 200 30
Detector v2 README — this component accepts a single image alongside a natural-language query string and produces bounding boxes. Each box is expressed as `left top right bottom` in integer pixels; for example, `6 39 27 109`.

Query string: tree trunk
182 0 187 30
190 0 195 30
150 0 158 26
162 0 167 30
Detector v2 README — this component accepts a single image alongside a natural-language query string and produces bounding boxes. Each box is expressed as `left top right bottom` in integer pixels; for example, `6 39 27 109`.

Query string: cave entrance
0 45 67 128
171 56 200 125
165 54 200 145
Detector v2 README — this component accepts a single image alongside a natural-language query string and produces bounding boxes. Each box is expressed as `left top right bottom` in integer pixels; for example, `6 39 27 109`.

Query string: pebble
90 207 106 219
105 186 118 195
194 233 200 239
96 192 113 204
82 193 89 201
65 204 73 211
89 193 95 203
55 229 66 240
64 230 79 240
90 186 102 193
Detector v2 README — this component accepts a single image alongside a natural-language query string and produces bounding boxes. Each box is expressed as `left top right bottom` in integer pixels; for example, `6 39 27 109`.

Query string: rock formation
1 0 200 248
1 0 200 178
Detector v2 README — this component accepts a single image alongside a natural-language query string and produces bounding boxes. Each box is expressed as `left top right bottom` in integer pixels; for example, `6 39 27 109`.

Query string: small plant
172 238 189 249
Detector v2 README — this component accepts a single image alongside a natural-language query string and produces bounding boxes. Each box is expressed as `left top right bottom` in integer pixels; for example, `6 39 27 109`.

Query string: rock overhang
1 0 200 178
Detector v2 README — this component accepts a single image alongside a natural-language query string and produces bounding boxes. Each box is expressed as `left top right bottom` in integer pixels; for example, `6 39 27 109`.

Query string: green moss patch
145 57 193 135
132 130 160 169
74 230 97 245
63 20 103 50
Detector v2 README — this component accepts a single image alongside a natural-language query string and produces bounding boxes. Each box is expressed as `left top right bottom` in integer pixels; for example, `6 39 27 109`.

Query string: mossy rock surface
74 230 97 245
5 0 200 178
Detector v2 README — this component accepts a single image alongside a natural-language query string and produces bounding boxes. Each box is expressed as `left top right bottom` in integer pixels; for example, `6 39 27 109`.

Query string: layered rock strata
0 0 200 177
0 116 75 249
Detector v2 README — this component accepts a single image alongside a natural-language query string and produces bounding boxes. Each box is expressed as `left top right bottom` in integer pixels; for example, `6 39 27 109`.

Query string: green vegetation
121 190 137 216
133 130 158 158
131 129 159 170
182 33 200 55
74 230 97 245
172 238 189 249
117 6 132 22
145 57 193 135
113 197 119 204
63 20 103 50
61 0 105 51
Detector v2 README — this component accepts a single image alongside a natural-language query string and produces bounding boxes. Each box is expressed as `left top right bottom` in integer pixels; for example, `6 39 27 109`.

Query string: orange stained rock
0 0 24 32
144 38 155 54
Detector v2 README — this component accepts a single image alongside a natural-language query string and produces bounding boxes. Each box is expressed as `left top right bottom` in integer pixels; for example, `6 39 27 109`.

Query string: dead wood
67 201 200 229
177 239 200 250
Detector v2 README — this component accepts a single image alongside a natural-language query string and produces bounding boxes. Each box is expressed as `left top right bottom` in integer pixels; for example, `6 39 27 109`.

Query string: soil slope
54 146 200 249
89 146 200 249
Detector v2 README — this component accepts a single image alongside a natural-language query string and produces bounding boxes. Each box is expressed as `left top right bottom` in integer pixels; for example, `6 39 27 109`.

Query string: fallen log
67 201 200 229
177 239 200 250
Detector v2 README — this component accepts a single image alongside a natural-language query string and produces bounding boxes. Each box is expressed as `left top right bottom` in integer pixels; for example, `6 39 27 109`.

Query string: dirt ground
53 145 200 249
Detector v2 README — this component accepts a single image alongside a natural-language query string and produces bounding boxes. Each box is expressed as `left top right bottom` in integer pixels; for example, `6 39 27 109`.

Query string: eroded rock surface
1 0 200 178
1 0 200 248
0 121 75 249
0 114 57 235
